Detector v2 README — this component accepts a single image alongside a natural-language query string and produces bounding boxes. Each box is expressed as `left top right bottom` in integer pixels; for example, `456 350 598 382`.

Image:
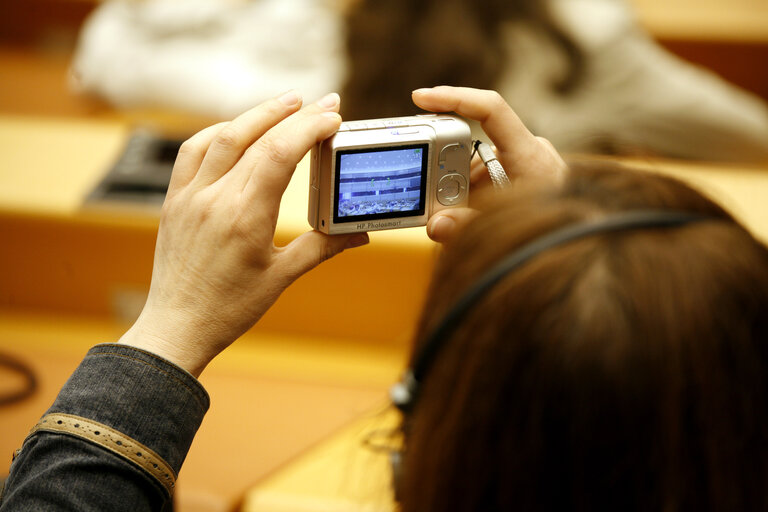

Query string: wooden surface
241 409 400 512
618 157 768 243
0 115 438 345
0 312 406 512
631 0 768 42
0 115 129 215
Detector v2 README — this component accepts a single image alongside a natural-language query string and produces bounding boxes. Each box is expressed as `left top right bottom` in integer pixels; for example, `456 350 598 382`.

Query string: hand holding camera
118 91 368 377
118 87 564 376
308 86 566 241
412 86 567 243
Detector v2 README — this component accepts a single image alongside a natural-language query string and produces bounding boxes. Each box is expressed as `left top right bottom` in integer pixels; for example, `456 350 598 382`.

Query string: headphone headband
391 209 714 412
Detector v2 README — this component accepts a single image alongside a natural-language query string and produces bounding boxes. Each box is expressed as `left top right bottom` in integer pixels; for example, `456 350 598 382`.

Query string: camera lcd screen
333 144 429 223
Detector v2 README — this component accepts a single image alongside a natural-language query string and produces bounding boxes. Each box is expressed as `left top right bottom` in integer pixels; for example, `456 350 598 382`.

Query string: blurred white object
71 0 347 118
499 0 768 161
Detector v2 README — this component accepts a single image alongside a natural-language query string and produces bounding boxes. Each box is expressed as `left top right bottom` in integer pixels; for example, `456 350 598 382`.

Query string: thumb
427 208 477 244
276 230 370 282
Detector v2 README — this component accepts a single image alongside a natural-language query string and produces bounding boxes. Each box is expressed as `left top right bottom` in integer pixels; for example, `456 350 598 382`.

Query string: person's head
399 161 768 511
342 0 583 119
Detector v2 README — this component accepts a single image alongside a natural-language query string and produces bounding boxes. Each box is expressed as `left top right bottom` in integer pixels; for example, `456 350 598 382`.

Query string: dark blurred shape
342 0 583 119
0 0 96 48
86 131 182 206
0 351 38 407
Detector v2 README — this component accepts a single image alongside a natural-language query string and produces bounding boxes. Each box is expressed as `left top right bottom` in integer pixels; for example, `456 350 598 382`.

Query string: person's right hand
412 86 567 243
118 91 368 377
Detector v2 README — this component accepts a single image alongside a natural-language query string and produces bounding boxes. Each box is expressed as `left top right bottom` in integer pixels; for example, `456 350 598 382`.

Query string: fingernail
278 90 301 106
321 111 342 122
317 92 340 110
412 88 432 95
345 233 369 249
428 216 456 240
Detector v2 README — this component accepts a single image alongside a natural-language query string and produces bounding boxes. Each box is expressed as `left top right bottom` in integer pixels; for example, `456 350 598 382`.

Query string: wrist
118 312 215 378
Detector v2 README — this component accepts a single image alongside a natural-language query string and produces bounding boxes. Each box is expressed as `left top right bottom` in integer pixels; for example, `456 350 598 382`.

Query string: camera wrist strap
473 140 511 189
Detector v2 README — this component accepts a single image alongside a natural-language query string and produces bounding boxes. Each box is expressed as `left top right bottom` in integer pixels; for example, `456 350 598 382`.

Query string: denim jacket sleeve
0 343 210 511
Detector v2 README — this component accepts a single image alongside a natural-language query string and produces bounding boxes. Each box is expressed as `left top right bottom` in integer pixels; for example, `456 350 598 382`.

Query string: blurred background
1 0 767 158
0 1 767 511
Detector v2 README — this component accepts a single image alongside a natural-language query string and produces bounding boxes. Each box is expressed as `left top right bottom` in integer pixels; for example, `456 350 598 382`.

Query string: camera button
437 174 467 206
346 121 368 131
438 142 465 165
392 128 420 135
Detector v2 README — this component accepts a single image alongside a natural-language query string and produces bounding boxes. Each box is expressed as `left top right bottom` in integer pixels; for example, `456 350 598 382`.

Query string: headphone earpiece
389 370 417 413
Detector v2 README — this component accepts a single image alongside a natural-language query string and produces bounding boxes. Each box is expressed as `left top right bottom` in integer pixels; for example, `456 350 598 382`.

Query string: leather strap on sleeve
27 412 177 496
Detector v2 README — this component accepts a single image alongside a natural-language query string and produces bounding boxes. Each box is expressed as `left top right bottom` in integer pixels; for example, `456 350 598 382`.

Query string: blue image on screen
336 145 426 220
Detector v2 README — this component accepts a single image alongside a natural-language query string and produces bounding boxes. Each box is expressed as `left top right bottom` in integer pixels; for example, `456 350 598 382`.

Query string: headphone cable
0 351 38 407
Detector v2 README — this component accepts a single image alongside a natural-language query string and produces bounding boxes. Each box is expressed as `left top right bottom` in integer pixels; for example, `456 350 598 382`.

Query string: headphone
386 209 713 499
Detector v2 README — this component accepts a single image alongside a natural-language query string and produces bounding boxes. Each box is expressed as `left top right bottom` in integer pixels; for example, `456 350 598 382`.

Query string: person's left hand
119 91 369 377
412 86 567 243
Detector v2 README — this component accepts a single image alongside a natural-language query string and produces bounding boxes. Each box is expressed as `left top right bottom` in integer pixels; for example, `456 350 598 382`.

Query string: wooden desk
629 0 768 101
0 312 405 511
0 115 439 346
631 0 768 43
619 157 768 243
241 409 399 512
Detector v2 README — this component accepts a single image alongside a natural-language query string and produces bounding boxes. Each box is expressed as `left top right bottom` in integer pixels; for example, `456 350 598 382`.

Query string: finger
238 93 342 210
412 86 535 157
193 90 303 186
274 230 369 283
427 208 477 244
168 122 228 198
416 87 567 181
534 136 569 181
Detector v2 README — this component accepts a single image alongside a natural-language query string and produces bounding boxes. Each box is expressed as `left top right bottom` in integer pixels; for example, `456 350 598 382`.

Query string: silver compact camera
308 114 471 234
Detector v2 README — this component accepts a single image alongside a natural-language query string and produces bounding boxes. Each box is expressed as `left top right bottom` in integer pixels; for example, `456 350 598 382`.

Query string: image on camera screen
334 144 428 222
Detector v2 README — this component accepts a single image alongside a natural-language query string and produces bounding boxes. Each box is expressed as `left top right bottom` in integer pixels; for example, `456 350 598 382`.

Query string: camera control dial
437 173 467 205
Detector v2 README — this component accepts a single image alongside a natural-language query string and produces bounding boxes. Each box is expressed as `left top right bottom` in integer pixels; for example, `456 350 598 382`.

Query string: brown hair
400 162 768 511
342 0 583 119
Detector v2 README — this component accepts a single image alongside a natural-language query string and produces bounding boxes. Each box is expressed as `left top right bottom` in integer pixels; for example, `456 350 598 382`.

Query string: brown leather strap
29 413 176 496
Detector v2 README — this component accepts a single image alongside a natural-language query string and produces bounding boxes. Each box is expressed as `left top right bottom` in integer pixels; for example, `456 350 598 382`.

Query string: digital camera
308 114 471 234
